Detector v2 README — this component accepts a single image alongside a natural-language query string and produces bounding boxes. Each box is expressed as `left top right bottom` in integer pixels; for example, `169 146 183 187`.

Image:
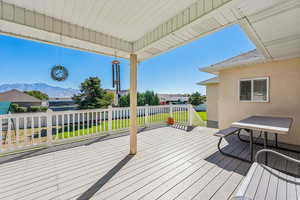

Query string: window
239 77 269 102
240 80 251 101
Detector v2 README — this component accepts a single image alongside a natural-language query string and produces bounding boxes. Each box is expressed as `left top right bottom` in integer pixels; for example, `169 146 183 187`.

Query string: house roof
157 94 189 102
200 49 266 74
0 90 42 103
197 77 219 85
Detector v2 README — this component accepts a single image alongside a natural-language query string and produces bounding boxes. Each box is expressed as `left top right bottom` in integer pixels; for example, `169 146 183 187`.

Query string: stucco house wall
218 57 300 145
206 83 219 128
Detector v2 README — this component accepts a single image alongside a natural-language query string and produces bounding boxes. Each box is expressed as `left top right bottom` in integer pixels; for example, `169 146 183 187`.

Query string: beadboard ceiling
0 0 299 61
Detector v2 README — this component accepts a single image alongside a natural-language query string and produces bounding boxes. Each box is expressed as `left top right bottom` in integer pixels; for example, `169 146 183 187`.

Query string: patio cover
0 0 299 154
0 0 299 61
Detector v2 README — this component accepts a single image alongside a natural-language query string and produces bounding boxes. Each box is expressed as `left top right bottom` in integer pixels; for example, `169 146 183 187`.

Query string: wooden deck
0 126 299 200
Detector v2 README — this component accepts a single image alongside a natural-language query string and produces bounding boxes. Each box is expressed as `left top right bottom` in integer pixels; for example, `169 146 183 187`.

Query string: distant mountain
0 83 79 98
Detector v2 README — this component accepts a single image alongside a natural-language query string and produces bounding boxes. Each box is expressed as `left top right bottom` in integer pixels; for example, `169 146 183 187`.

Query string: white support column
130 54 138 155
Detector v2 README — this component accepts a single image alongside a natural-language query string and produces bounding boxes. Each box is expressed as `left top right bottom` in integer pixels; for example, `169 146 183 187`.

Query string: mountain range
0 83 79 98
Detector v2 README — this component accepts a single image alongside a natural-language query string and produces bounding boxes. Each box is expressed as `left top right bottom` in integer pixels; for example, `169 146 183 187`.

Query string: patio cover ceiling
0 0 299 61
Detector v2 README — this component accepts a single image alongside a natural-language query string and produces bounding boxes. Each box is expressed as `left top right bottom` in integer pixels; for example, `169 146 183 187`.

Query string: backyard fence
0 104 201 153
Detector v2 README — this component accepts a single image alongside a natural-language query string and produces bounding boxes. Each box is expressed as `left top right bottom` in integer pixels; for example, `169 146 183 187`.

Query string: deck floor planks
0 129 203 190
210 160 251 200
174 139 249 200
286 151 298 200
0 126 299 200
50 129 215 199
197 147 254 200
192 142 252 200
107 140 223 200
74 134 218 199
252 150 277 200
2 129 209 199
151 147 234 200
142 138 248 200
275 149 288 200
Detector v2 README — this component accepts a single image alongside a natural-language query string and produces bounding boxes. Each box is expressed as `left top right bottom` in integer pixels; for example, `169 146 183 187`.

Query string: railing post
145 104 149 127
169 103 173 118
7 117 12 150
108 105 112 131
188 104 193 127
46 109 53 145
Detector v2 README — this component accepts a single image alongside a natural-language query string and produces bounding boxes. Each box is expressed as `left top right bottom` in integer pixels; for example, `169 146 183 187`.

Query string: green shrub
29 106 41 112
28 106 48 112
10 104 48 113
16 107 27 113
10 103 19 112
40 106 48 112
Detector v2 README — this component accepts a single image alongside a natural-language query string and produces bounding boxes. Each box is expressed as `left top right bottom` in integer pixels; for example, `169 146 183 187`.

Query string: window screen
240 80 251 101
253 79 267 101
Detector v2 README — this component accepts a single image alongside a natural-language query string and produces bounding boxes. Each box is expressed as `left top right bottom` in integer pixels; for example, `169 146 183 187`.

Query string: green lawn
197 112 207 121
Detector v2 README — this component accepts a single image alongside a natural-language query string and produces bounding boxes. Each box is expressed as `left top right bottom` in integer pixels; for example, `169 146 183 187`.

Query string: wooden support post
130 54 138 155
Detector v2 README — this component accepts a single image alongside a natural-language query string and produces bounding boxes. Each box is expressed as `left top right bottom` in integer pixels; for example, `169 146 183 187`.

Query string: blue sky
0 24 255 95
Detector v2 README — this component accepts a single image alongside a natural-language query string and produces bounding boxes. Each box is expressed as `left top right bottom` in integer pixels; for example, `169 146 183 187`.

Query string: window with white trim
239 77 269 102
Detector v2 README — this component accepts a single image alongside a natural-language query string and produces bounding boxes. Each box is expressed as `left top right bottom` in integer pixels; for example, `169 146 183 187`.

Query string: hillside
0 83 79 98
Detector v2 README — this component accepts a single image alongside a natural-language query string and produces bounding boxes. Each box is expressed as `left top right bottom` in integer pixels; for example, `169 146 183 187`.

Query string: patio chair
232 149 300 200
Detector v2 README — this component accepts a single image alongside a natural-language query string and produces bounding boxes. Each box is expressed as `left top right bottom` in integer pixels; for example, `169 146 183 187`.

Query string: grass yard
197 112 207 121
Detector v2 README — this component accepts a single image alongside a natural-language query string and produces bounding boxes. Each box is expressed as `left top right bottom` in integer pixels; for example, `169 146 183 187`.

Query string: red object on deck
167 117 175 125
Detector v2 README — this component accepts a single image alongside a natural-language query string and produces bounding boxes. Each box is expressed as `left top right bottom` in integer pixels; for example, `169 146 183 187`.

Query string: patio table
232 116 293 162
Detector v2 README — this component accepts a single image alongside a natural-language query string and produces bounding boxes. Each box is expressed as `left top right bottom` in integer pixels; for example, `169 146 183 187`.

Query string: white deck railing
0 104 194 153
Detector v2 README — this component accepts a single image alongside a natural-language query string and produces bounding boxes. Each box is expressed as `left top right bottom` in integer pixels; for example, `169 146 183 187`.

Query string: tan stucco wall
218 57 300 145
206 83 219 122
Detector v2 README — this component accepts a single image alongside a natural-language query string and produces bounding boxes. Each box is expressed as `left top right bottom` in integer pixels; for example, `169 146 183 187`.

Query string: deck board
0 126 299 200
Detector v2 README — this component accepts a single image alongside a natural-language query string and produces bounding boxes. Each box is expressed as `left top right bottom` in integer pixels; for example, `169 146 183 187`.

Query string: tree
119 94 129 107
154 94 160 105
188 92 206 106
118 91 160 107
24 90 49 100
137 92 145 106
73 77 114 109
144 91 160 105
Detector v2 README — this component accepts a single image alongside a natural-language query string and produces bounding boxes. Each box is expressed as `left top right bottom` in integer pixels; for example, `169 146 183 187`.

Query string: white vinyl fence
0 104 195 153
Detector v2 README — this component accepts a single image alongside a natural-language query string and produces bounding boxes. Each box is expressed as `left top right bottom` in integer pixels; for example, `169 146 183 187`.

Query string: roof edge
199 49 267 74
197 77 219 85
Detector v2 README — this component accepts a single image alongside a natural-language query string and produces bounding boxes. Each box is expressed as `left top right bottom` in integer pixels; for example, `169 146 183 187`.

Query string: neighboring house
198 49 300 146
0 89 42 107
48 97 78 111
158 94 189 105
